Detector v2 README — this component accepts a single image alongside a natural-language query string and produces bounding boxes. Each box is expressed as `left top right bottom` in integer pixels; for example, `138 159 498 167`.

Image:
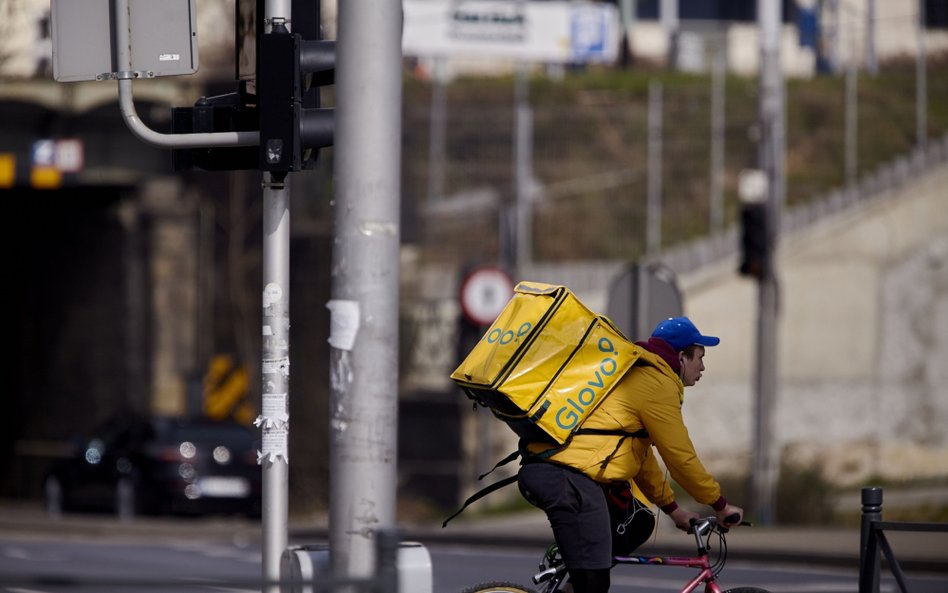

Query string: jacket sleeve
639 387 722 506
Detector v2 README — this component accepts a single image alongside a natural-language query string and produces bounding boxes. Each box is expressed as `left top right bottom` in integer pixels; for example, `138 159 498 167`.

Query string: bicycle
460 516 772 593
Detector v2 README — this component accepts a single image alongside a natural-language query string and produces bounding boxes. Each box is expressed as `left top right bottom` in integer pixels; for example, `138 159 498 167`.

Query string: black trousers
518 462 657 593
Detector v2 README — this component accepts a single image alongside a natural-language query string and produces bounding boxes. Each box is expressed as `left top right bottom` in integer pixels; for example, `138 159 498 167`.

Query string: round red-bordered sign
459 267 515 327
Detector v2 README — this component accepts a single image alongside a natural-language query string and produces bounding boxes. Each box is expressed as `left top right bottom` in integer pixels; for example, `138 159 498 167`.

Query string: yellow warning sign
203 354 252 424
0 154 15 188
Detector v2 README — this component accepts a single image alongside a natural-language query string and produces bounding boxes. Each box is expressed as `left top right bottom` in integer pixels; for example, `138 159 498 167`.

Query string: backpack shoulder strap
574 427 649 438
573 428 649 469
443 445 542 527
442 473 518 528
441 430 649 527
477 449 521 480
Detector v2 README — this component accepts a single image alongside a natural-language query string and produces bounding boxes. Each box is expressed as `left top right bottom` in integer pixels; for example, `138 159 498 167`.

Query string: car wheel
44 476 64 518
115 477 139 521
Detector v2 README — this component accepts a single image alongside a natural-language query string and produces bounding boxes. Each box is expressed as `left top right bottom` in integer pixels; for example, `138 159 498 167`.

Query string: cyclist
517 316 745 593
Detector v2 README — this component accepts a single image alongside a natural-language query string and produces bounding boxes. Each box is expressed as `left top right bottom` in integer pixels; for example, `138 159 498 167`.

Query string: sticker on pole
460 267 515 327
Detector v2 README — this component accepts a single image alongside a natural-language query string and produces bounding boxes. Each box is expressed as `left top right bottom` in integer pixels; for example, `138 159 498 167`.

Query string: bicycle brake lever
533 566 560 585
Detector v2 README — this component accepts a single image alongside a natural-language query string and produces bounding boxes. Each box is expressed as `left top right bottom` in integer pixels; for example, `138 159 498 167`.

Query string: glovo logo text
555 337 618 430
484 322 532 346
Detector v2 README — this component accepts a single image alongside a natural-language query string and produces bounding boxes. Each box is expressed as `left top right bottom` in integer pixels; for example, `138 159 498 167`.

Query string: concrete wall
682 162 948 485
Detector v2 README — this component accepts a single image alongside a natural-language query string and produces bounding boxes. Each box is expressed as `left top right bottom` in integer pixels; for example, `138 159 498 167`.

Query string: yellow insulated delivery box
451 281 642 445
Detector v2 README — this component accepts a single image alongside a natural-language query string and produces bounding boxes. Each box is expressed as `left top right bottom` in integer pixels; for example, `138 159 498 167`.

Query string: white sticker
263 283 284 307
262 358 289 376
254 393 289 465
326 300 360 350
360 221 398 237
158 54 181 62
261 392 288 422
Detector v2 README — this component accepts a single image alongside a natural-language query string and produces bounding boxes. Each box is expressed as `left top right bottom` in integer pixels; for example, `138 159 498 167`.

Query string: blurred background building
1 0 947 522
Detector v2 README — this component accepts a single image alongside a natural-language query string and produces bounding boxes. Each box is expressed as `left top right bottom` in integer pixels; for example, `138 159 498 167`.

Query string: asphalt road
1 497 946 593
1 530 947 593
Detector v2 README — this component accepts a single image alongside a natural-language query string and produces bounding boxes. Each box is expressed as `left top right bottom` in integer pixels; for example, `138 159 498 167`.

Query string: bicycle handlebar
687 515 752 535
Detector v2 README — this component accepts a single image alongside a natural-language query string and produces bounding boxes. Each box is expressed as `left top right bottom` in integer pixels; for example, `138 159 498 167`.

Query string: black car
43 412 262 518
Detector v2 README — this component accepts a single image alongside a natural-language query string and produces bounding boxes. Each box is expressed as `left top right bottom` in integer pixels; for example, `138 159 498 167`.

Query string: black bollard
375 530 400 593
858 487 883 593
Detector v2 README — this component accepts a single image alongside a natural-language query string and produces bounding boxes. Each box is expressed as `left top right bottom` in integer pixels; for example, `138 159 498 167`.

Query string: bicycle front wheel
723 587 773 593
459 582 539 593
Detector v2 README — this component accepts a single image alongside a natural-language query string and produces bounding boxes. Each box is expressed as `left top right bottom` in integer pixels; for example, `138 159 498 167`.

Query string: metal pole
866 0 877 75
646 80 662 256
858 487 883 593
829 0 841 73
329 0 402 579
917 0 928 148
709 37 726 234
258 5 292 592
112 0 258 149
514 62 533 275
260 173 291 593
750 0 784 527
619 0 635 65
428 58 447 204
660 0 678 66
846 20 858 187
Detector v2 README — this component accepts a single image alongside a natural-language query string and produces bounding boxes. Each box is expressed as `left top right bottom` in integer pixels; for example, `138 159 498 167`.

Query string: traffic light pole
259 2 293 590
261 171 290 593
108 0 310 588
750 0 785 527
328 0 403 580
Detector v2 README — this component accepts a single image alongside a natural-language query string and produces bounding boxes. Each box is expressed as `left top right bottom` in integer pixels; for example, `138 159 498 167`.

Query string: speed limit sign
459 267 514 327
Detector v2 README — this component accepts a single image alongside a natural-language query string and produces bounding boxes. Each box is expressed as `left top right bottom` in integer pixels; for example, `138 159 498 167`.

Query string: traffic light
738 202 768 280
171 90 259 171
257 18 334 172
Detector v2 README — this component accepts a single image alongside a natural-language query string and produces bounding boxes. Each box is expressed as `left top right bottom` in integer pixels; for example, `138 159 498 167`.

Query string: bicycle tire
723 587 773 593
459 582 539 593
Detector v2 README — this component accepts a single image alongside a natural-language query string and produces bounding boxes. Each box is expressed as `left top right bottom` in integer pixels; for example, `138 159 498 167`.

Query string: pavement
1 499 946 574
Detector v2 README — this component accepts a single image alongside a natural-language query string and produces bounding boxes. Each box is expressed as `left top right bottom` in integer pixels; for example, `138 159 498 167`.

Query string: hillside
400 54 948 264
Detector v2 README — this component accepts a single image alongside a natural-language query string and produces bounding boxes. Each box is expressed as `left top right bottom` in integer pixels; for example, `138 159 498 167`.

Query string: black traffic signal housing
257 21 334 172
171 88 259 171
738 202 769 280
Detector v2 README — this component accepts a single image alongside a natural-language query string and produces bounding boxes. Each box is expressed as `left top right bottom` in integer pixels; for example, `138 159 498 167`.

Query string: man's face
680 346 707 387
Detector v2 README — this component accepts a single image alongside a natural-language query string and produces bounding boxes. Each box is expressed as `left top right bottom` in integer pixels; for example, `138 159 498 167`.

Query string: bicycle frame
612 518 725 593
614 553 723 593
533 517 734 593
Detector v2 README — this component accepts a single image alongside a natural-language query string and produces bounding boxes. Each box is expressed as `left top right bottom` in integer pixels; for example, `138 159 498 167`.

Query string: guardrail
858 487 948 593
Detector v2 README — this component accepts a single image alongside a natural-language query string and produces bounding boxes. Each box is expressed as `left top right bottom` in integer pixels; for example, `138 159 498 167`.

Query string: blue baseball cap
651 317 720 351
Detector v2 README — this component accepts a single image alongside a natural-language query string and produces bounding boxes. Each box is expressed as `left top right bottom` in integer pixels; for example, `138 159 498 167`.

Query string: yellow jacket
525 348 722 509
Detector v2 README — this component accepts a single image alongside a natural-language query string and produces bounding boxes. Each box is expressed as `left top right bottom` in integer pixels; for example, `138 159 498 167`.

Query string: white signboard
403 0 621 63
51 0 199 82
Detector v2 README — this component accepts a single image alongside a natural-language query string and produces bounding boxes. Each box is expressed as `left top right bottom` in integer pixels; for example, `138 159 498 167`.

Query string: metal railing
858 487 948 593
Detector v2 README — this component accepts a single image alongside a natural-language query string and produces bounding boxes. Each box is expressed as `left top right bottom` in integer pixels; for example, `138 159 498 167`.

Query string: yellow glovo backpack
444 281 645 525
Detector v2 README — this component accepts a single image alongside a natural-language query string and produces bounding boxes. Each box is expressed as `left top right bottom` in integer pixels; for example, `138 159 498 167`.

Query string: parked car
43 412 262 518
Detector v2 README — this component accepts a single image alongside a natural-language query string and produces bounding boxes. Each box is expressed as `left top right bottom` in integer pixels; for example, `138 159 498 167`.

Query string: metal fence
858 487 948 593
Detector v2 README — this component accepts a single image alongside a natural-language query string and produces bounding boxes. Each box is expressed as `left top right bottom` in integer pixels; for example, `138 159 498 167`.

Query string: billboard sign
402 0 621 63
